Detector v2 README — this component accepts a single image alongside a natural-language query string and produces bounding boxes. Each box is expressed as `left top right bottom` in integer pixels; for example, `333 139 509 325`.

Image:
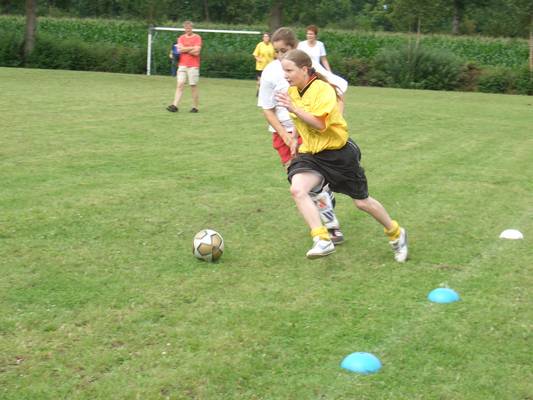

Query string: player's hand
290 130 300 156
289 138 298 156
275 91 293 112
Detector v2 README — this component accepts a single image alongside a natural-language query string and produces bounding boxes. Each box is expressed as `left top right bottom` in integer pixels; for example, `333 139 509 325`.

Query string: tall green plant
369 44 463 90
477 67 517 93
0 32 23 66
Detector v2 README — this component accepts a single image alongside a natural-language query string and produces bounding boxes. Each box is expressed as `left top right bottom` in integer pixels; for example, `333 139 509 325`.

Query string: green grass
1 67 532 399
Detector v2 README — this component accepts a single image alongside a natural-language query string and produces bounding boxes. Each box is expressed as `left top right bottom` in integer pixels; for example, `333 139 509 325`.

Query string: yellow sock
384 220 401 241
310 226 330 241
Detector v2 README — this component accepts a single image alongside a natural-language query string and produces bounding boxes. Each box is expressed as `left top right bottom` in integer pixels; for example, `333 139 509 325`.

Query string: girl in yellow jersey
253 32 275 95
275 49 408 262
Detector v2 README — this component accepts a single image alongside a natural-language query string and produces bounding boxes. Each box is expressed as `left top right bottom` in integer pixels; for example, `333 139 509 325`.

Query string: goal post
146 26 261 76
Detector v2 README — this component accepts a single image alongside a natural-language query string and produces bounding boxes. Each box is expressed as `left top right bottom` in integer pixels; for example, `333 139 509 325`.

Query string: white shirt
297 40 348 94
257 59 293 133
313 62 348 95
297 40 327 67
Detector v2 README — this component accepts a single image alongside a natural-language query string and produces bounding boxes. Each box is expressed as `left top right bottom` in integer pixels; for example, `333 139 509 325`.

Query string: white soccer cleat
389 228 408 263
306 237 335 259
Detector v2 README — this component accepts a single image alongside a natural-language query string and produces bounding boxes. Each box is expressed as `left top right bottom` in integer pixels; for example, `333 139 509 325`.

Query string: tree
390 0 448 35
530 13 533 72
469 0 533 70
451 0 464 34
203 0 210 22
448 0 490 35
269 0 283 32
358 0 395 31
23 0 37 59
509 0 533 71
514 0 533 71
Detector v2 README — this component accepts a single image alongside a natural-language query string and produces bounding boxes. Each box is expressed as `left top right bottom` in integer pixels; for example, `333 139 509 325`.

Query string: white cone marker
499 229 524 240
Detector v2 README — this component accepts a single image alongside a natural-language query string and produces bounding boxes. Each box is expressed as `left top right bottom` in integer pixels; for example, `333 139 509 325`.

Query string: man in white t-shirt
257 27 345 245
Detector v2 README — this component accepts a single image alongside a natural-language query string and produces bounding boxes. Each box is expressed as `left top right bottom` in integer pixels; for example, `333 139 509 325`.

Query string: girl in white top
297 25 331 72
297 24 347 96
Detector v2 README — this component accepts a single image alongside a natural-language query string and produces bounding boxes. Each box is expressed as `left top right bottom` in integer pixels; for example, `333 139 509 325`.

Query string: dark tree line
3 0 532 38
11 0 533 70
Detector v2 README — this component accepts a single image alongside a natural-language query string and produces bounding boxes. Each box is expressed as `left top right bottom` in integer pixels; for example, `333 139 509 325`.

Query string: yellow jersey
288 77 348 154
253 42 275 71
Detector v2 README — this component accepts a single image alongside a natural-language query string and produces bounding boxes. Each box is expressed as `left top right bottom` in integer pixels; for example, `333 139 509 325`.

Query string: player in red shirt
167 21 203 113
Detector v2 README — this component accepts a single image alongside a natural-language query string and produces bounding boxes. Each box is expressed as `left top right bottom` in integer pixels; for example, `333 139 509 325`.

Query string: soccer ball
192 229 224 262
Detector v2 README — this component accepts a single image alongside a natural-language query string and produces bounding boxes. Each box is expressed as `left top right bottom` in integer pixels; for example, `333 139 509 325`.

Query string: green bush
27 35 73 69
477 67 516 94
414 35 528 69
20 34 146 73
202 51 255 80
0 16 530 94
457 62 483 92
368 45 463 91
330 56 370 86
1 15 529 69
0 31 23 67
477 66 533 95
514 68 533 95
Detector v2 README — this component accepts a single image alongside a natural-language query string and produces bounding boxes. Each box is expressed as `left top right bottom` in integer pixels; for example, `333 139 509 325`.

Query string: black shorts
256 70 263 79
287 139 369 200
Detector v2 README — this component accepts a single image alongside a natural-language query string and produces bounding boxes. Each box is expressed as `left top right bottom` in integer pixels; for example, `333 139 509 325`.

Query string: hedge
0 33 146 74
1 15 531 95
1 15 528 68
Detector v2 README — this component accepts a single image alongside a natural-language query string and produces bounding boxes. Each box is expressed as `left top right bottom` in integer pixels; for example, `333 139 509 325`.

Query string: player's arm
274 92 326 131
262 108 295 147
290 128 300 156
253 46 261 62
291 107 326 131
189 36 202 56
320 56 331 72
178 45 194 53
189 45 201 56
177 40 201 54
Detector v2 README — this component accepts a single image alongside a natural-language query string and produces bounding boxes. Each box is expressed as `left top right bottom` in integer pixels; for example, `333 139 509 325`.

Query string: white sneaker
306 237 335 259
389 228 408 262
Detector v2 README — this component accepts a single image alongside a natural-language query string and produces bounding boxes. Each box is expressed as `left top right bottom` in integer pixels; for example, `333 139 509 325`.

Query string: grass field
1 67 532 399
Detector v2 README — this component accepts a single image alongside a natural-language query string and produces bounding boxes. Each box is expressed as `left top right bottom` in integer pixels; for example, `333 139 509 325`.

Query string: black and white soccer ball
192 229 224 262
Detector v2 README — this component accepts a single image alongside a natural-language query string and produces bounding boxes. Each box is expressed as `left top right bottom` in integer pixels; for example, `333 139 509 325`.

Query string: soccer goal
146 26 261 76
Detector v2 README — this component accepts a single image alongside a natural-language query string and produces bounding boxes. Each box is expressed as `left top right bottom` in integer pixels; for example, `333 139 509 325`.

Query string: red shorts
272 132 302 164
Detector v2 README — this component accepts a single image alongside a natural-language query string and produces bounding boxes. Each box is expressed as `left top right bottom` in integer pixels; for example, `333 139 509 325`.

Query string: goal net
146 26 261 79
